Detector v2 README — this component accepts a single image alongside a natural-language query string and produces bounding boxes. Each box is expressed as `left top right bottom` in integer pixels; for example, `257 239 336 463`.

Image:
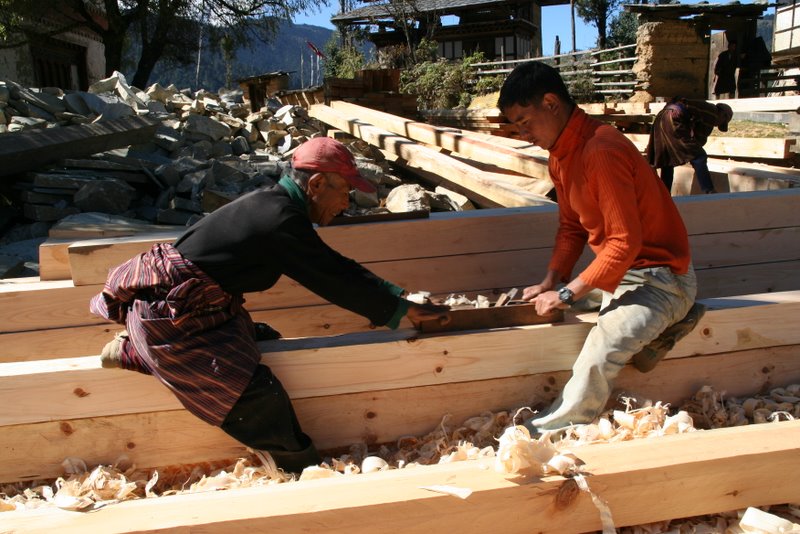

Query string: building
332 0 569 62
0 3 105 90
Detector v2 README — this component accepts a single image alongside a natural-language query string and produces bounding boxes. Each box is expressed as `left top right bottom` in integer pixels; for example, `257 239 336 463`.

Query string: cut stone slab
73 179 136 214
48 212 181 238
0 115 160 177
183 114 231 142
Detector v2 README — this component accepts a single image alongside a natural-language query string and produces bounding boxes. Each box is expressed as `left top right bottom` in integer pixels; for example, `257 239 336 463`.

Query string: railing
746 67 800 96
471 43 638 99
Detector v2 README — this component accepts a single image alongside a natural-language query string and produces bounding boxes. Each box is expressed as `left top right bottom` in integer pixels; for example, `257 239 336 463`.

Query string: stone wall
631 20 709 102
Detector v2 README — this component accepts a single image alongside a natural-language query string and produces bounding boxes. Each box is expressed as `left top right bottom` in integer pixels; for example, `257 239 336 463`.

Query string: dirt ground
713 119 789 138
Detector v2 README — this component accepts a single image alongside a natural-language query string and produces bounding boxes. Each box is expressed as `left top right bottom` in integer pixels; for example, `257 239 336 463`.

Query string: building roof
624 1 770 20
332 0 568 24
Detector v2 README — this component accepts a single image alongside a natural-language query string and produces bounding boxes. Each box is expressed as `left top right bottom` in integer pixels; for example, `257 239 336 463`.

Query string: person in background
90 137 450 473
497 61 703 435
713 40 738 99
647 97 734 194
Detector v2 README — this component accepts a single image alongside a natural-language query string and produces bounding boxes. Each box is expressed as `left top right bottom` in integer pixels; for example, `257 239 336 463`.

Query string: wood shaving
2 382 798 534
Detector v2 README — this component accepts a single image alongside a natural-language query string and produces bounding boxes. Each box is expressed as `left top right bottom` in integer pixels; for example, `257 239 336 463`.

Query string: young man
498 62 703 434
91 137 449 472
647 97 734 194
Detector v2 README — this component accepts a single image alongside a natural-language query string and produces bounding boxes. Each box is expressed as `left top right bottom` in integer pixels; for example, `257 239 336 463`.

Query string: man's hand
521 270 560 302
532 291 568 315
406 301 451 327
521 283 549 301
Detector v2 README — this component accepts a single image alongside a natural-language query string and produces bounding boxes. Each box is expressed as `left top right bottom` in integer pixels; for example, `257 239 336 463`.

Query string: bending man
90 137 449 472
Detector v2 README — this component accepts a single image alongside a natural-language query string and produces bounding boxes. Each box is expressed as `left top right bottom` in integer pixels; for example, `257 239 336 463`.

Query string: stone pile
0 72 466 276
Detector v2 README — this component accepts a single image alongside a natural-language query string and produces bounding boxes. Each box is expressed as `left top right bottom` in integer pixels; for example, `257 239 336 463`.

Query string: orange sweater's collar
549 107 589 160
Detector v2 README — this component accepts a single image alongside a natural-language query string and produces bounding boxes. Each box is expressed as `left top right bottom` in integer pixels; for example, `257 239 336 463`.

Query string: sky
291 0 769 57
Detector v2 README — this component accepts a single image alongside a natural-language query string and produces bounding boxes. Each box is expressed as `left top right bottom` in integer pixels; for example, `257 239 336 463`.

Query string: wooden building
237 71 292 112
332 0 569 62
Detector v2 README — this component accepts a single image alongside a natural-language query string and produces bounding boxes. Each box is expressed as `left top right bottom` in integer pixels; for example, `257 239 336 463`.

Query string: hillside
124 20 336 93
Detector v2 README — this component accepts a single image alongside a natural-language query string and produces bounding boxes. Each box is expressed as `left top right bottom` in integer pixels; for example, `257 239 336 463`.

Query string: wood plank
0 116 161 178
625 133 796 160
1 344 797 484
4 248 552 333
650 95 800 114
2 292 798 426
63 188 800 287
66 206 560 286
695 259 800 299
329 100 552 180
308 104 553 208
4 255 800 363
0 306 406 362
1 192 796 334
37 238 74 281
3 421 799 533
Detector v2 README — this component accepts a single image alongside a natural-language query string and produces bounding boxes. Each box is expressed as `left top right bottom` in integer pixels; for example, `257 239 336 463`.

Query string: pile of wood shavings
2 384 798 516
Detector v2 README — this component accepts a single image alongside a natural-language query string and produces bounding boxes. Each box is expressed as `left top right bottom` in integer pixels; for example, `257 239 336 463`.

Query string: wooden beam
4 256 800 362
3 421 799 533
4 248 552 333
308 104 553 208
625 133 797 160
650 95 800 114
1 344 798 484
0 116 161 178
2 292 798 427
328 100 552 181
59 188 800 288
65 206 560 286
0 190 795 336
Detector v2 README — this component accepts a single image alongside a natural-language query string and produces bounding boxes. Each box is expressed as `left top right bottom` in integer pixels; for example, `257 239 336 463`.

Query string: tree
323 31 365 79
607 10 639 48
574 0 621 49
0 0 320 89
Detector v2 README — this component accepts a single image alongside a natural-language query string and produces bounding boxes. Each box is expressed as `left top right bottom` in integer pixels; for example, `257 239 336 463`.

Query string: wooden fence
471 44 638 99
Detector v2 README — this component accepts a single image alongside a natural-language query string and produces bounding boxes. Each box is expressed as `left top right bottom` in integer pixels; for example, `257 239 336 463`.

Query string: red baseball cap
292 137 376 193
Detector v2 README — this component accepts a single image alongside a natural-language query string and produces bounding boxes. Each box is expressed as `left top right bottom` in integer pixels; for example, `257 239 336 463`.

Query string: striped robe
89 243 260 426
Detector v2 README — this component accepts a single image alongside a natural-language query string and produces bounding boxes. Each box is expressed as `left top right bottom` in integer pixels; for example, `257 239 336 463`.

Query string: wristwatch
557 287 575 306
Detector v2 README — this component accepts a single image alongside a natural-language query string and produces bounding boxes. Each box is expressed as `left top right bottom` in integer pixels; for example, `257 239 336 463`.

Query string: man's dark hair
497 61 575 111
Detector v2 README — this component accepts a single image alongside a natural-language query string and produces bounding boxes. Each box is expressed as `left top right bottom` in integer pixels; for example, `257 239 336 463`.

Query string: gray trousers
530 265 697 430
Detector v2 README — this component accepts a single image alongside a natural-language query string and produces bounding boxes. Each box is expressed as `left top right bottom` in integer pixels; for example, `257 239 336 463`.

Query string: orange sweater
547 108 691 292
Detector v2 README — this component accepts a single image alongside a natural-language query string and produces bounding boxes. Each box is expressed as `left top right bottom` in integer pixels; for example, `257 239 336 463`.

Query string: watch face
559 287 574 304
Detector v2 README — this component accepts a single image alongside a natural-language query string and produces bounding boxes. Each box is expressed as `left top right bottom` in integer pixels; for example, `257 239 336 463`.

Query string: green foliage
399 38 502 110
323 33 366 79
574 0 621 49
607 11 639 48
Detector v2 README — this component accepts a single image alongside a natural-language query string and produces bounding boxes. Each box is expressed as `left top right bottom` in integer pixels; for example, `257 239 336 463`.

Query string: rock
95 102 136 121
385 184 430 213
231 136 250 155
435 186 474 210
169 196 203 213
157 208 195 225
352 189 380 208
63 92 92 115
0 254 24 278
183 114 231 142
73 180 136 215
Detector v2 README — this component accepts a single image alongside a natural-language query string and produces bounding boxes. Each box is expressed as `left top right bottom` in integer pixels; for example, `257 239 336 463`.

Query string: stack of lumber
421 96 800 190
2 188 800 531
308 103 554 208
4 96 800 530
14 188 800 362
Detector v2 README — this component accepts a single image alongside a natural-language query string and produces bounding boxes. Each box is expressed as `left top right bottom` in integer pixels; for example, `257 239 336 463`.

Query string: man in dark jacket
90 137 449 473
647 98 733 194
